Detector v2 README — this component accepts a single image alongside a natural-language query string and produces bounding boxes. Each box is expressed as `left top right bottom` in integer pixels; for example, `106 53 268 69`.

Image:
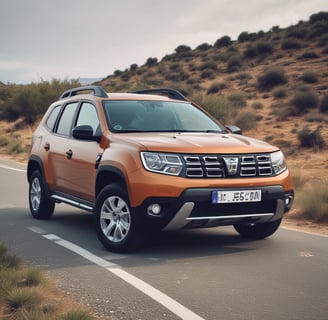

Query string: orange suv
28 86 294 252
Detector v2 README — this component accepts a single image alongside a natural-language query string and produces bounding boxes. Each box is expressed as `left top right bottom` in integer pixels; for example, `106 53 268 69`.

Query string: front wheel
29 170 55 219
234 218 282 240
95 184 144 253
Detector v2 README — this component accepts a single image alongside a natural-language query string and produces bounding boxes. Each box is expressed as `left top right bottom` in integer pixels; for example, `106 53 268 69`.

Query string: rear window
45 105 61 130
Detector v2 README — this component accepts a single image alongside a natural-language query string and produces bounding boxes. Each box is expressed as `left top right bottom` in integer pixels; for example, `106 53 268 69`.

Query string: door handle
43 143 50 151
66 149 73 159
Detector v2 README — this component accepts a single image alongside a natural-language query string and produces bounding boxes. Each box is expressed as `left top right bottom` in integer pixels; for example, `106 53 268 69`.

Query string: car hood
113 132 278 154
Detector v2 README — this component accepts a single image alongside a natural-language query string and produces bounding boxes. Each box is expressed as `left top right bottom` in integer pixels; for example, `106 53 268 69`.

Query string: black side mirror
226 125 242 135
72 125 101 142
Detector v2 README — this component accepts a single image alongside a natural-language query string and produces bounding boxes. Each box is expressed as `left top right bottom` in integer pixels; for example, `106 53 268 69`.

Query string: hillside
94 11 328 182
0 12 328 224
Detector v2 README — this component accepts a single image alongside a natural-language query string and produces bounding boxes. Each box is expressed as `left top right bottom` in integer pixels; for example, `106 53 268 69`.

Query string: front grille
182 153 273 178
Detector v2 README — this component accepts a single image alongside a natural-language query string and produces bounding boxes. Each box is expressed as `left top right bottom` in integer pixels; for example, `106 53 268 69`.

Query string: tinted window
103 100 225 132
75 102 99 134
56 102 78 136
46 105 61 130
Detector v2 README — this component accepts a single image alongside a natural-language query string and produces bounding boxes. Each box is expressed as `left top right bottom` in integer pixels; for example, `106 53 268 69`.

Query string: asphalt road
1 158 328 320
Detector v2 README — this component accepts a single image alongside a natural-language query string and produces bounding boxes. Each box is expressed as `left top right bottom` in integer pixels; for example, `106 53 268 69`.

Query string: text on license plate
212 190 261 204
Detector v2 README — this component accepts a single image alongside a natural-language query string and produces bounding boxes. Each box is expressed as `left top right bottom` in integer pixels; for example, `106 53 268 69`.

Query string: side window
45 105 61 131
75 102 99 134
56 102 78 136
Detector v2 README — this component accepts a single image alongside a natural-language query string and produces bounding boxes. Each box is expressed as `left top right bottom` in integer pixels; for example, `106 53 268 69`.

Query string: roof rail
59 85 108 99
132 88 188 101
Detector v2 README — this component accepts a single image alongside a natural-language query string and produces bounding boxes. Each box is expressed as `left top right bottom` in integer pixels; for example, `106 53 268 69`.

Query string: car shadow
4 207 269 268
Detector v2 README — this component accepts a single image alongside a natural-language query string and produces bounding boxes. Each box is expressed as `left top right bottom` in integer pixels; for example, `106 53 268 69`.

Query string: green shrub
0 79 81 124
281 38 302 49
251 101 264 110
200 69 216 80
257 67 287 91
297 125 326 150
298 51 320 60
198 60 218 71
320 95 328 113
202 95 236 123
214 35 232 48
291 89 319 113
5 287 43 312
255 40 274 56
207 82 223 94
60 310 95 320
196 42 212 51
296 180 328 223
310 11 328 23
299 71 318 83
227 54 242 72
234 111 257 131
227 92 247 107
145 57 158 67
272 86 287 99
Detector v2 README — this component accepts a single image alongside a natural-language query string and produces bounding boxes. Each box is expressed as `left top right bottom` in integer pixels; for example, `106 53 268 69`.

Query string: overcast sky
1 0 327 84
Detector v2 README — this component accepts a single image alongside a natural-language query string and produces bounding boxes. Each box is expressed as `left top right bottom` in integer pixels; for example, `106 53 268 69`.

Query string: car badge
223 157 239 175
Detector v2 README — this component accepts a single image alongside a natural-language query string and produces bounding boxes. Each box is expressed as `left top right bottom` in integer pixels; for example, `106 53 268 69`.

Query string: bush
234 111 257 131
257 67 287 91
296 180 328 222
196 43 212 51
145 57 158 67
272 86 287 99
227 54 242 72
207 82 226 95
214 35 232 48
202 95 236 123
0 79 81 124
320 95 328 113
251 101 264 110
298 51 320 60
291 89 319 113
200 69 216 80
310 11 328 23
238 31 257 42
199 60 218 71
255 41 274 56
297 125 326 150
227 92 247 107
281 38 302 49
299 71 318 83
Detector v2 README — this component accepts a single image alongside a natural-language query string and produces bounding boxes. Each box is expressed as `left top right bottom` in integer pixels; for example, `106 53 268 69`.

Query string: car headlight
141 152 183 176
270 150 287 175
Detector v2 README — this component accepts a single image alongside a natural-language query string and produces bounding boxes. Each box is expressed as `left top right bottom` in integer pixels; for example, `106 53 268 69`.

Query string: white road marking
30 229 205 320
0 163 26 172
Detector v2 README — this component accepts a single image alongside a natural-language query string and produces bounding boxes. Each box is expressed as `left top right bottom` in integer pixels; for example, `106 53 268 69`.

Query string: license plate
212 190 261 204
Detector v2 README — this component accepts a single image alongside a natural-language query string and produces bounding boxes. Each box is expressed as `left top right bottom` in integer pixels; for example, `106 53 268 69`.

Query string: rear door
48 101 79 194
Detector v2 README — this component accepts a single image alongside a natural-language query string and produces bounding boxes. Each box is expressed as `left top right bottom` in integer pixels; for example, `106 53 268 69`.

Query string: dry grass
0 244 96 320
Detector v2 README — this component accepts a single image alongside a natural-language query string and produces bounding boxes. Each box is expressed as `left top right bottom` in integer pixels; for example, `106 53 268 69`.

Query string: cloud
1 0 328 83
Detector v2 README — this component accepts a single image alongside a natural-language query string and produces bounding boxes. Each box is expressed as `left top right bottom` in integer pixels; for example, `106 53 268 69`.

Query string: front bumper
135 186 294 231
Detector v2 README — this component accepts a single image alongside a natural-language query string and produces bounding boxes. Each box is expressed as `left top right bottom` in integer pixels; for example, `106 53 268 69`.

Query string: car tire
29 170 55 219
234 218 282 240
95 184 144 253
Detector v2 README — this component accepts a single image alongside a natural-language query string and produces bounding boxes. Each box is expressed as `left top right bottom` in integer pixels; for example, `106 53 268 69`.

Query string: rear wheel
95 184 144 253
234 218 282 240
29 170 55 219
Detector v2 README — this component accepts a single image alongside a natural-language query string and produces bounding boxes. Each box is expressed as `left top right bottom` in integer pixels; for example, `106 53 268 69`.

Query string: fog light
284 194 294 211
147 203 161 215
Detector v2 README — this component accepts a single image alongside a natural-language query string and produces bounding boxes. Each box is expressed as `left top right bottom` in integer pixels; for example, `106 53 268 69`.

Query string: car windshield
102 100 225 133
